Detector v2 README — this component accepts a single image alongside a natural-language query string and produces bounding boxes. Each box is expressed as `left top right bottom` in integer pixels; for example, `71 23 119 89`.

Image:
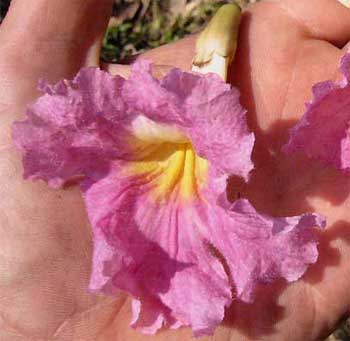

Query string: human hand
0 0 349 340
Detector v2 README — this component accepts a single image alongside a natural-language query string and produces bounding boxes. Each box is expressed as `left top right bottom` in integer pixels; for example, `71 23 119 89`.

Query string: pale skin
0 0 349 340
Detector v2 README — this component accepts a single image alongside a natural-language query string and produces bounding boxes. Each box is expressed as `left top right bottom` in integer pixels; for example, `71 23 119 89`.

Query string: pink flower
284 54 350 171
13 61 325 337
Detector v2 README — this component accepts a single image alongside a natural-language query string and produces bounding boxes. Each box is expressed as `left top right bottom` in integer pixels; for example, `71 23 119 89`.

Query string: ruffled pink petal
84 159 324 336
284 54 350 170
123 62 255 180
163 69 254 180
123 60 185 125
130 298 185 334
205 198 325 302
131 298 171 334
12 68 133 187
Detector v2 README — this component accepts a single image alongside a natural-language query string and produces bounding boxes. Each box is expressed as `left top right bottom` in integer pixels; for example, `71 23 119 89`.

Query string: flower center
129 142 208 202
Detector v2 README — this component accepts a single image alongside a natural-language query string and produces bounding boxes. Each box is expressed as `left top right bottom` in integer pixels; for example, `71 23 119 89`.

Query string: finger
0 0 113 78
101 34 197 78
266 0 350 47
137 35 197 71
103 62 175 79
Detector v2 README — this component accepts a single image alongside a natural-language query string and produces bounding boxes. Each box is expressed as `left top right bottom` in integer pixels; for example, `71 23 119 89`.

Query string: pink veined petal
187 92 254 182
283 53 350 170
83 162 232 337
84 158 324 336
204 198 325 302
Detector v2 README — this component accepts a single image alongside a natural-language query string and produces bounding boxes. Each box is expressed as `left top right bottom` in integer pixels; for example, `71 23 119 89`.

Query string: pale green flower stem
191 3 242 81
338 0 350 8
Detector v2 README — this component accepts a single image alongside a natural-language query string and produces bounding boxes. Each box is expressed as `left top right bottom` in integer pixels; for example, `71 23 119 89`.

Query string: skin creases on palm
0 1 349 340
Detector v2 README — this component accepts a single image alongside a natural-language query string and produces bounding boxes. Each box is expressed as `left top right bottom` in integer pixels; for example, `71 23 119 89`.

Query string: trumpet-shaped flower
284 54 350 171
13 61 325 337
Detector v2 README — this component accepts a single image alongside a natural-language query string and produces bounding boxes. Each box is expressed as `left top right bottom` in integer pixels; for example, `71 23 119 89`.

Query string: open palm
0 0 349 340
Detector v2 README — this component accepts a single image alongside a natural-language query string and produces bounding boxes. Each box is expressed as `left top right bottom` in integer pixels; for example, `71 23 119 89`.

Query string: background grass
102 0 235 62
0 0 349 339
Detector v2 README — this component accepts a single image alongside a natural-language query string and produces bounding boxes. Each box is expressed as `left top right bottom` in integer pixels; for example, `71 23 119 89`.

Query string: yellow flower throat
129 142 208 202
